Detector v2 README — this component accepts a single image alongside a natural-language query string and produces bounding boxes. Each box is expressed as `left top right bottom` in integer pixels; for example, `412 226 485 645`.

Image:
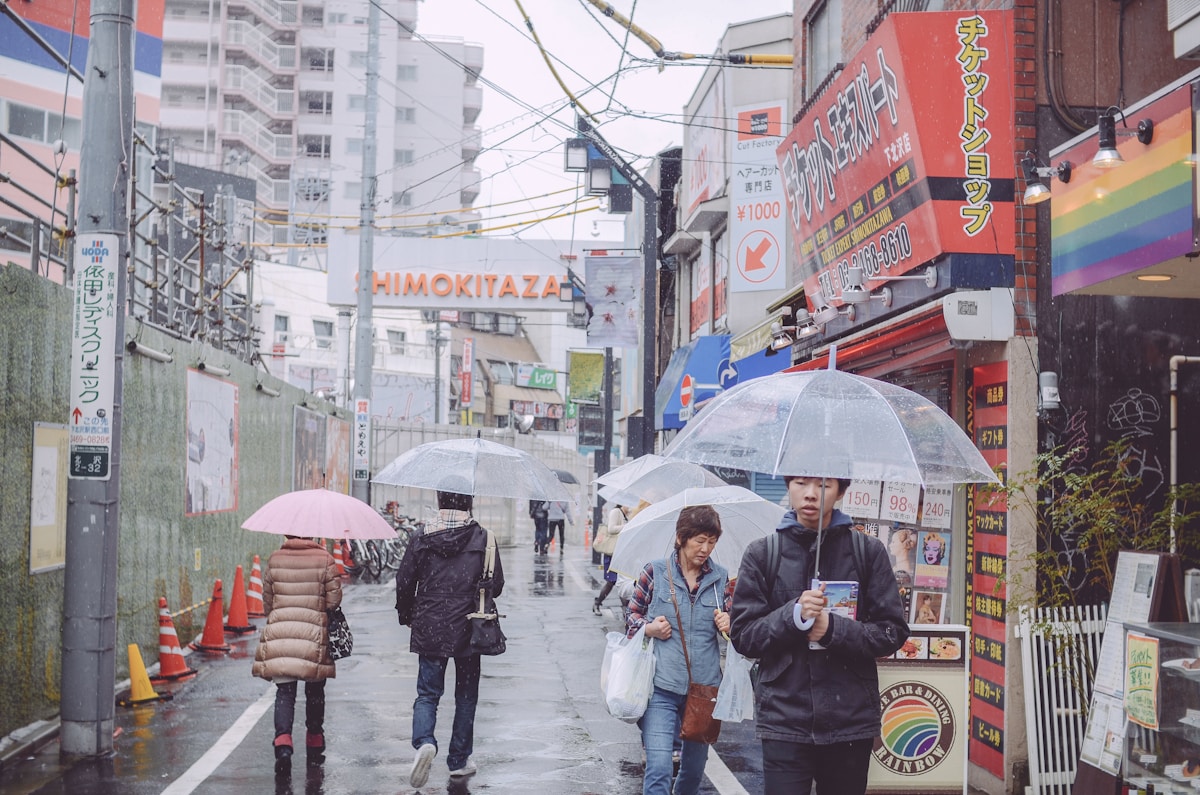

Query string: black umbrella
551 468 580 485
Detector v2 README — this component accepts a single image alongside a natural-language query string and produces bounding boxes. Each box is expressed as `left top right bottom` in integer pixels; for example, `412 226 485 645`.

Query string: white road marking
160 685 274 795
706 748 751 795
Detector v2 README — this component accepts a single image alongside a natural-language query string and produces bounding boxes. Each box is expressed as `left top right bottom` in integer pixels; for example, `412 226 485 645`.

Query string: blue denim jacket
647 557 728 695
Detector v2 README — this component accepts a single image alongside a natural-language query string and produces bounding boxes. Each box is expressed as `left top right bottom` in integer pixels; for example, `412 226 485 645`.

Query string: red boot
306 733 325 767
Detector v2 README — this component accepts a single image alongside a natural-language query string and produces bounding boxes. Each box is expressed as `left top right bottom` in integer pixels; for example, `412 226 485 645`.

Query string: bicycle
345 512 418 582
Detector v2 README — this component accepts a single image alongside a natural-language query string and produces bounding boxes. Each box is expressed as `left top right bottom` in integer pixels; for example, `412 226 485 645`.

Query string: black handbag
327 605 353 660
467 529 506 656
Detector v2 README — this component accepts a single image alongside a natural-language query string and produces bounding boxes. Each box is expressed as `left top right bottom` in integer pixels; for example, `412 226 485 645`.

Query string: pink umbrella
242 489 397 540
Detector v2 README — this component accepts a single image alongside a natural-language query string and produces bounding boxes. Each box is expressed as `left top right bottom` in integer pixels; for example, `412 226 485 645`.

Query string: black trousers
548 520 565 547
761 737 872 795
273 680 326 738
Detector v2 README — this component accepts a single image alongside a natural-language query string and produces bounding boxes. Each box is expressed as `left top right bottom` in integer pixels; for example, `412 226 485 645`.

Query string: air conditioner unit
274 331 290 345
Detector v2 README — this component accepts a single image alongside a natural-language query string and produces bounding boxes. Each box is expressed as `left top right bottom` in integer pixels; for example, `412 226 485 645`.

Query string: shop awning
786 305 951 376
492 383 563 420
655 335 732 430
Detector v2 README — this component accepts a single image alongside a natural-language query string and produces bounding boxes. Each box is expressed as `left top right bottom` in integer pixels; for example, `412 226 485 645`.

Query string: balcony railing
226 0 299 29
226 20 298 71
225 65 296 116
222 109 295 162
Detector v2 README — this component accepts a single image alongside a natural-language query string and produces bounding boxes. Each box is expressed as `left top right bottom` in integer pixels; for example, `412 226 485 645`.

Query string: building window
472 313 496 333
304 48 334 72
806 0 842 96
326 12 346 24
313 319 335 349
295 176 330 200
386 329 406 354
496 314 519 335
302 91 333 115
302 6 322 25
300 135 332 158
349 51 367 69
348 94 366 111
274 314 290 343
396 107 416 124
397 64 418 81
394 148 414 165
486 360 515 386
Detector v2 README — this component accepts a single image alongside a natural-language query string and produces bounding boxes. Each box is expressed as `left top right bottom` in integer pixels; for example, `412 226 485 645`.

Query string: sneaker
449 758 477 777
409 743 436 788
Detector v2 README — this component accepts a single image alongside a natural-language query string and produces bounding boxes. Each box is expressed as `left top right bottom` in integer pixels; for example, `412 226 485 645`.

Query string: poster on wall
29 422 68 573
293 405 326 491
185 369 240 515
325 415 351 495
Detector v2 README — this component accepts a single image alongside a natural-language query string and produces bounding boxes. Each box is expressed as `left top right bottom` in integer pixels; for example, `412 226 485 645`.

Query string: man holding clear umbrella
395 483 504 787
729 476 909 795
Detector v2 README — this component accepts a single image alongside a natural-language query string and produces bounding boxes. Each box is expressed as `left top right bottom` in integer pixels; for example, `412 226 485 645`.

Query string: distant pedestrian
529 499 550 555
252 535 342 774
592 503 628 614
547 500 573 554
396 486 505 787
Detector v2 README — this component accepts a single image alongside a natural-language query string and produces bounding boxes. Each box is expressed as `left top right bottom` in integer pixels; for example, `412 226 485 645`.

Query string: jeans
533 519 549 552
412 654 481 770
637 687 709 795
273 680 326 739
761 737 872 795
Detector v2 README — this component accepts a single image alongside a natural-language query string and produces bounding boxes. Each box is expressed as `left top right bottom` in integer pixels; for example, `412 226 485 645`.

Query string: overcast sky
412 0 793 248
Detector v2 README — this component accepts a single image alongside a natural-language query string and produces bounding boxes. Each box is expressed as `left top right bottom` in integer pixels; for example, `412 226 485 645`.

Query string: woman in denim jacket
625 505 733 795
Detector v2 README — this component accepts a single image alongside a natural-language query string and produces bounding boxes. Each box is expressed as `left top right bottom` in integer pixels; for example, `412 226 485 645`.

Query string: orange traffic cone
246 555 266 618
224 565 255 635
151 597 197 684
190 579 232 653
332 541 348 579
118 644 172 706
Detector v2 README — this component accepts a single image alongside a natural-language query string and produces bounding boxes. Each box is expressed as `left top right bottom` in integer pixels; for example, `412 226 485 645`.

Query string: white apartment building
157 0 482 254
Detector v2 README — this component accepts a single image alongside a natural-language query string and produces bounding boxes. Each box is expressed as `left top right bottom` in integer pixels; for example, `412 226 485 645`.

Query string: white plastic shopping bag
713 646 756 722
604 626 656 723
600 631 624 693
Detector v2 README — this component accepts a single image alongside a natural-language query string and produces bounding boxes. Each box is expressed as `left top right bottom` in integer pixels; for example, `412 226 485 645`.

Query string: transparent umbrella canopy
662 368 999 486
595 454 727 506
607 485 784 579
372 437 570 502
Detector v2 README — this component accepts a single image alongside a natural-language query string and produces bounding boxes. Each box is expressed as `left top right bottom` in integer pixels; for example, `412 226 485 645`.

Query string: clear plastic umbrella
607 486 784 579
372 437 570 502
662 368 999 486
595 454 727 505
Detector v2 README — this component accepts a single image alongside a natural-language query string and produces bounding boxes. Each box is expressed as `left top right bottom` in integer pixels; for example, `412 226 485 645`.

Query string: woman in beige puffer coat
252 536 341 772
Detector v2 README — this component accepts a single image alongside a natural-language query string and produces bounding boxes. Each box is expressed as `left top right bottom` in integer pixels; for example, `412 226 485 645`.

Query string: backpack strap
764 533 781 605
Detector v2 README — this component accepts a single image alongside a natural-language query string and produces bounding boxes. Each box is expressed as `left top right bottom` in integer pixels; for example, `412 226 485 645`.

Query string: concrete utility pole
61 0 134 757
351 0 380 502
576 117 659 458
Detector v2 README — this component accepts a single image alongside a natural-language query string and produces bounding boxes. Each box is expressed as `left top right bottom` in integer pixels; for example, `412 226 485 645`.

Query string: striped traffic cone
190 579 232 653
246 555 266 618
151 597 197 684
118 644 172 706
332 541 348 579
223 565 255 635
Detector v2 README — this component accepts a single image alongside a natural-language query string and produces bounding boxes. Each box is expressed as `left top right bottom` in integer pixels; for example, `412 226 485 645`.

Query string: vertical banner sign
68 233 119 480
585 254 640 347
731 103 787 293
969 362 1008 779
461 337 474 406
353 398 370 482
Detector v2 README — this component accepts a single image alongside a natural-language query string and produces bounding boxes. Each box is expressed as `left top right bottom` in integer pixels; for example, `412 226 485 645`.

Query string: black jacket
395 518 505 657
729 509 909 745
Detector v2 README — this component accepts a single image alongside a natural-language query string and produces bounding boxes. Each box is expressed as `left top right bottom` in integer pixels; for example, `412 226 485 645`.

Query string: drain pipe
1170 355 1200 553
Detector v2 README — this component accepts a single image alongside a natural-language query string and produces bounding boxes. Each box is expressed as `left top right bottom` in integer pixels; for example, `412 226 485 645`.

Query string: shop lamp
840 265 871 304
586 161 612 195
809 288 844 327
196 360 231 377
1093 108 1154 169
866 265 939 289
1020 155 1071 205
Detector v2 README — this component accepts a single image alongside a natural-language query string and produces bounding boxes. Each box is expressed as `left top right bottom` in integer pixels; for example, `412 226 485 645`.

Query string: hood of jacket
775 507 854 541
420 519 482 558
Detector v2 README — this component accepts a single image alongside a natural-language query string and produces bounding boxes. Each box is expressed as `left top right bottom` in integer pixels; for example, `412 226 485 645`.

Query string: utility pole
351 0 380 502
61 0 134 757
576 117 659 457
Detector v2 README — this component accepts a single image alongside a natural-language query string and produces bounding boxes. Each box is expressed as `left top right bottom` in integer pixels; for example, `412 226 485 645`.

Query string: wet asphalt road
0 536 764 795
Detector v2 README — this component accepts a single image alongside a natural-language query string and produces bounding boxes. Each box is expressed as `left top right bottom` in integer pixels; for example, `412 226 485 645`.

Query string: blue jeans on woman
412 654 481 771
638 687 709 795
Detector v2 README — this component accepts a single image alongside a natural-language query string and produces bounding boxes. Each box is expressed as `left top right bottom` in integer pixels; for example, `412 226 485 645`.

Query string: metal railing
0 130 76 282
